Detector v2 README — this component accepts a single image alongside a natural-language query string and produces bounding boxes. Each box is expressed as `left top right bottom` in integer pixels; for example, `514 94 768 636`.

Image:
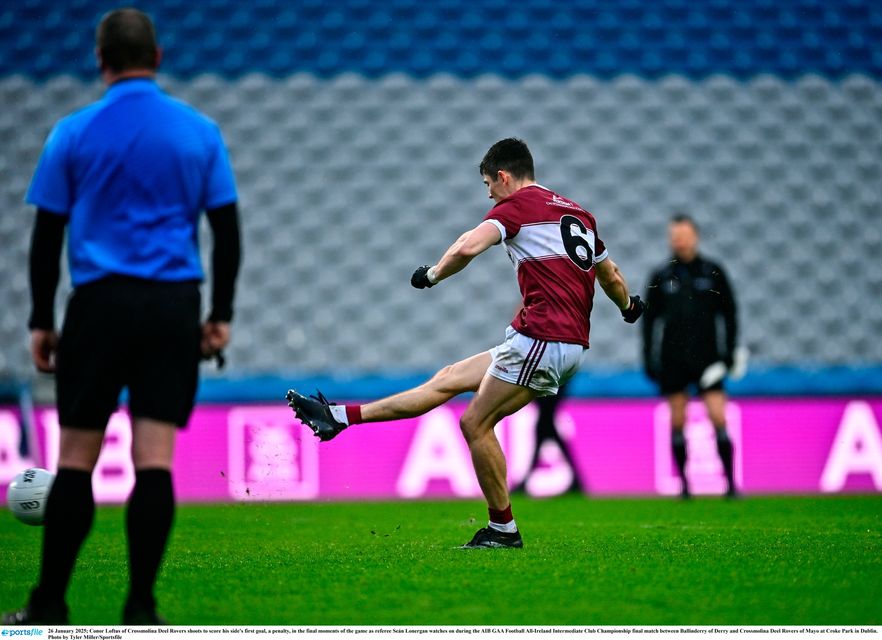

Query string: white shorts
487 326 585 397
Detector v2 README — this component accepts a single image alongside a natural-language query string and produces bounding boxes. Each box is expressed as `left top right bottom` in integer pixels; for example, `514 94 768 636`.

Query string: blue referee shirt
26 78 238 287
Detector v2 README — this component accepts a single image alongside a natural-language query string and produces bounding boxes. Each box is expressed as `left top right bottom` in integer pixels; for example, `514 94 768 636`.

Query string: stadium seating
0 0 880 390
2 0 881 79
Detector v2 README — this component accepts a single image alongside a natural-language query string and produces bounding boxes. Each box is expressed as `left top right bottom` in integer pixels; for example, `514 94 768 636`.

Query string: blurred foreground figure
4 8 241 625
513 383 584 495
643 215 738 499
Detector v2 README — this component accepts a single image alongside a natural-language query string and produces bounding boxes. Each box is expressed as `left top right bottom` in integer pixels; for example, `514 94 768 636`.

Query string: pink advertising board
1 398 881 504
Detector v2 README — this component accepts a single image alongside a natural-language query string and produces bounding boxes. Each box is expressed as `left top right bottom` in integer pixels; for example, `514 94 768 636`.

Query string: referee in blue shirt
4 9 241 625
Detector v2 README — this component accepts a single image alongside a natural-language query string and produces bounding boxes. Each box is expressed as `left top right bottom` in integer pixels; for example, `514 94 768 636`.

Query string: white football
6 467 55 526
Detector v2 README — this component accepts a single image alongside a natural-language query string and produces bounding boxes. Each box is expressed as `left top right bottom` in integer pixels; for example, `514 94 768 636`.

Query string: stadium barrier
194 366 882 402
1 398 880 504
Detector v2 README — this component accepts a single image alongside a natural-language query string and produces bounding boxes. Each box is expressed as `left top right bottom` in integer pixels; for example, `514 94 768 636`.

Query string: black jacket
642 254 737 375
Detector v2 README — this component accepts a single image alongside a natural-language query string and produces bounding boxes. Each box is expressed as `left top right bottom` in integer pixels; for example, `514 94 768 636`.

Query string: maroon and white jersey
483 184 608 347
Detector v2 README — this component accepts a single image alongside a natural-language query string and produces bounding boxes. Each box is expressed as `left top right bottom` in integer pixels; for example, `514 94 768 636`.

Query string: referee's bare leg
58 428 105 470
131 418 176 469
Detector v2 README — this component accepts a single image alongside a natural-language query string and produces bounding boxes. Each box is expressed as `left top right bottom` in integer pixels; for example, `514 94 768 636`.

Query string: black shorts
56 276 202 430
657 359 725 396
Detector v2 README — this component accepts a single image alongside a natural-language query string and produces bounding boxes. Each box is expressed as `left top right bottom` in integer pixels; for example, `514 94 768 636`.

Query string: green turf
1 495 881 625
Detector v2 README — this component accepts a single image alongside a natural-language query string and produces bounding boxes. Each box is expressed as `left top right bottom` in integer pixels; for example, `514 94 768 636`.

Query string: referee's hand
30 329 58 373
201 321 230 359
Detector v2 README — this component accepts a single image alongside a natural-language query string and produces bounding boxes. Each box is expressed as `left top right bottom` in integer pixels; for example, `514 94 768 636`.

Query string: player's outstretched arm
596 256 644 323
412 221 501 288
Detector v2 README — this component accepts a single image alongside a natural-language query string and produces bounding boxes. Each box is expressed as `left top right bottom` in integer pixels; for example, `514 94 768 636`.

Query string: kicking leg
286 352 490 441
361 352 491 422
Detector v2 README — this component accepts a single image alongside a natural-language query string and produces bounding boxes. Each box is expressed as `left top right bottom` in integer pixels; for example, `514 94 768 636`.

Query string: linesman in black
643 215 738 499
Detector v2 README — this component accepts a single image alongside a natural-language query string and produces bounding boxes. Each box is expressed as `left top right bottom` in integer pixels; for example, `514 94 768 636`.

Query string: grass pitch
1 495 880 626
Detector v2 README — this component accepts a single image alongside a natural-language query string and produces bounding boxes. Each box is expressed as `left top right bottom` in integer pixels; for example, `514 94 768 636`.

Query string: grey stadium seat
0 73 880 381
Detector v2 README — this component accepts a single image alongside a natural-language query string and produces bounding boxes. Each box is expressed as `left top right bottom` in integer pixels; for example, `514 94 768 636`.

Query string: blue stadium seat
2 0 882 78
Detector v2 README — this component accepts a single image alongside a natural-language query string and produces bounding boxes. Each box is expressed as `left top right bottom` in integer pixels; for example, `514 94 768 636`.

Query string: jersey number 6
560 215 594 270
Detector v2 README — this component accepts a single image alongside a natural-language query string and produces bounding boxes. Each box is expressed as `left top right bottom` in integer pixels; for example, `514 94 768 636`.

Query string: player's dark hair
670 213 700 234
96 8 158 73
479 138 535 181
